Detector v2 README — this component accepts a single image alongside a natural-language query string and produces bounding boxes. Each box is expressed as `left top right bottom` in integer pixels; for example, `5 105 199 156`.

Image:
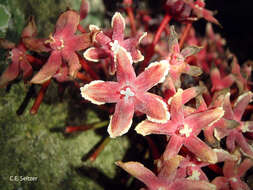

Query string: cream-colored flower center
120 87 135 101
179 124 192 137
110 40 120 53
188 170 201 180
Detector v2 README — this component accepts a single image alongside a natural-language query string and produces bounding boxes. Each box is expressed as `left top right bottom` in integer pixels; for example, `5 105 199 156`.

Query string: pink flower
80 47 170 138
83 12 146 72
135 88 224 163
163 26 202 90
30 10 91 84
212 91 253 158
116 156 216 190
210 66 235 92
212 159 253 190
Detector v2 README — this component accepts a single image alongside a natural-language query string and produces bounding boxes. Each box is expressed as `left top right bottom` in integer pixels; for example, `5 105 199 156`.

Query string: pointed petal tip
107 114 133 138
133 50 144 63
207 107 225 127
111 12 125 29
146 98 170 124
145 60 170 84
138 32 147 44
83 47 100 62
135 120 150 136
80 80 106 105
89 24 100 32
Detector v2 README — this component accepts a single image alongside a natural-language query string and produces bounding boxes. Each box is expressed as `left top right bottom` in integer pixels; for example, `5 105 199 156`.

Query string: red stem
77 24 86 33
26 54 44 67
30 79 51 115
140 14 171 71
78 54 99 80
179 22 192 49
90 137 111 162
76 72 92 82
124 0 136 36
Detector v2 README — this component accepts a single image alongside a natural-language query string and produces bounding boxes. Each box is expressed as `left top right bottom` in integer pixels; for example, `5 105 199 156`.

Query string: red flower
30 10 91 84
83 12 146 71
80 47 170 138
0 17 38 87
136 88 224 163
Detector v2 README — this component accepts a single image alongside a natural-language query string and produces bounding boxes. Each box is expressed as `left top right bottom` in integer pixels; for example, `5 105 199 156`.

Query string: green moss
0 82 129 190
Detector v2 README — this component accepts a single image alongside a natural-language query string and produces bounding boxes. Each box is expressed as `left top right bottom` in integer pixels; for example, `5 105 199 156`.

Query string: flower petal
163 135 184 161
171 179 216 190
80 80 121 105
169 26 180 53
111 12 125 41
21 16 37 38
170 88 184 124
236 133 253 159
135 120 176 136
79 0 89 20
55 10 80 37
22 37 51 53
63 53 81 78
135 92 170 123
94 31 111 46
182 86 204 104
116 47 136 83
0 39 15 49
83 47 108 62
20 60 33 79
233 91 253 121
107 99 134 138
0 61 19 87
181 46 202 58
238 159 253 177
185 136 217 163
115 161 161 190
131 49 144 63
212 177 229 190
135 60 170 92
30 51 62 84
184 107 224 135
66 33 91 51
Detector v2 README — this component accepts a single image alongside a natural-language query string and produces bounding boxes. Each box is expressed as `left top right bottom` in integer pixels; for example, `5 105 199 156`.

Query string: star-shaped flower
30 10 91 84
163 26 202 89
212 159 253 190
210 66 235 92
83 12 146 70
136 88 224 163
81 47 170 138
212 91 253 158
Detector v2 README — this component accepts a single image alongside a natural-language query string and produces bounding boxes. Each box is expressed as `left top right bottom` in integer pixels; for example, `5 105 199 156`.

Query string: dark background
205 0 253 63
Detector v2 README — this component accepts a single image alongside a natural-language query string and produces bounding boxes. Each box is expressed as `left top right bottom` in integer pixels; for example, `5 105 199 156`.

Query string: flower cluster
0 0 252 189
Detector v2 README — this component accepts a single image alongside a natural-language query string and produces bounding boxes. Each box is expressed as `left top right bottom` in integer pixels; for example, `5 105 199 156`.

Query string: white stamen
230 177 237 182
110 40 121 63
179 124 192 137
110 40 120 53
187 170 201 180
120 87 135 101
